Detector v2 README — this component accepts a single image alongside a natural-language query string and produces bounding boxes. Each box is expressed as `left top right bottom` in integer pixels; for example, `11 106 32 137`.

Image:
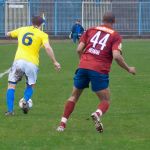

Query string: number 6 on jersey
22 32 34 46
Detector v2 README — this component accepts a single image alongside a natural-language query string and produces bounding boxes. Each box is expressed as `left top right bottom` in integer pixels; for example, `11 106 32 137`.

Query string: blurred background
0 0 150 37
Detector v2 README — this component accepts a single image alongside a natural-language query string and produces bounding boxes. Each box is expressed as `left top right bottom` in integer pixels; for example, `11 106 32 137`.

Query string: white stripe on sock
96 109 103 116
61 117 67 123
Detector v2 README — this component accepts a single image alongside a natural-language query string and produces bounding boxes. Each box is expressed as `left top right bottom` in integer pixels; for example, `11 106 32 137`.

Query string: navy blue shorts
74 68 109 92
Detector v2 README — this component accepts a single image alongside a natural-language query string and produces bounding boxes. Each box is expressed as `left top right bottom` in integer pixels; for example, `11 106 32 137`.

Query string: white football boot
56 126 65 132
91 112 103 133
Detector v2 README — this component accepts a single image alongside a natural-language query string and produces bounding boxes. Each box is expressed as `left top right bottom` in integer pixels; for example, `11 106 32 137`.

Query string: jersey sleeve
79 30 87 44
42 33 49 45
10 28 21 38
112 33 122 52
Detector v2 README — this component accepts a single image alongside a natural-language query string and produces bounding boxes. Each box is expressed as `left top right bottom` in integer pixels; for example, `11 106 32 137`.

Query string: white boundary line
0 68 10 79
0 43 14 79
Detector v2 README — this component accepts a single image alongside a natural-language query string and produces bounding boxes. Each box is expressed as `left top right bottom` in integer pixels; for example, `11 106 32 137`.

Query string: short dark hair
32 16 44 27
102 12 115 24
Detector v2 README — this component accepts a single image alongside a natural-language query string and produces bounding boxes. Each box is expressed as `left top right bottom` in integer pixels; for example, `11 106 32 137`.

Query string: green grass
0 40 150 150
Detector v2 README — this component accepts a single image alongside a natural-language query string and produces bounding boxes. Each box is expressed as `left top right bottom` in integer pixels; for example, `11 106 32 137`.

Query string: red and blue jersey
79 25 122 74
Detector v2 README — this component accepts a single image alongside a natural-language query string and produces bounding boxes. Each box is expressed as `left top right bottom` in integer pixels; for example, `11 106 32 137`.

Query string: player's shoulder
39 30 48 36
20 26 31 30
112 30 122 40
83 27 97 35
29 26 48 38
13 26 27 32
86 26 114 34
35 28 48 37
16 26 33 33
88 25 120 36
85 25 121 37
86 27 96 32
95 25 115 34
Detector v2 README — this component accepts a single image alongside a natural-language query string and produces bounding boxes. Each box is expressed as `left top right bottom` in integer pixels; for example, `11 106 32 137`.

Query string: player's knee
26 83 35 88
68 95 78 103
103 98 111 103
8 82 16 89
101 96 110 102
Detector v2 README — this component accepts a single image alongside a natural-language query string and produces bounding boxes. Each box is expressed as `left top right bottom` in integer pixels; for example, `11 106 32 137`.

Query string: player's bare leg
91 88 110 133
57 87 83 132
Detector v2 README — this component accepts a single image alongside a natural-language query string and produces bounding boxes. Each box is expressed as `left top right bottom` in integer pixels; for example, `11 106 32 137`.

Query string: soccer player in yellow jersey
5 16 61 115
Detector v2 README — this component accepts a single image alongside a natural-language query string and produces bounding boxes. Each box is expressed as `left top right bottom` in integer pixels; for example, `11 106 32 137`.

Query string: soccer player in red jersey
57 12 136 132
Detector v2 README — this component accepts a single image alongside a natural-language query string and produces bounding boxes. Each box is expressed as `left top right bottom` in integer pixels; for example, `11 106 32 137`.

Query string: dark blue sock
6 89 15 112
24 85 33 102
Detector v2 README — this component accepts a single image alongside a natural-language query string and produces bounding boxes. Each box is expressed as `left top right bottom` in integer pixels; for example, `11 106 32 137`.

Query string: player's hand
53 61 61 72
128 67 136 75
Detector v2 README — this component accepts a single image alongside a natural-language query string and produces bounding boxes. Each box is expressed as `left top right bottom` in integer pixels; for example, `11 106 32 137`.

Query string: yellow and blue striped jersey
10 26 49 66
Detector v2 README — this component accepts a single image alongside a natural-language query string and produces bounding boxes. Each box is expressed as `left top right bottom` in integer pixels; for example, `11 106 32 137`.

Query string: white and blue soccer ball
19 98 33 108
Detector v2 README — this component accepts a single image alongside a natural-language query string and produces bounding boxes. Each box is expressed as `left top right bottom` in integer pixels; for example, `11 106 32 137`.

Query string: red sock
60 122 66 128
63 101 75 119
59 101 76 128
96 100 110 116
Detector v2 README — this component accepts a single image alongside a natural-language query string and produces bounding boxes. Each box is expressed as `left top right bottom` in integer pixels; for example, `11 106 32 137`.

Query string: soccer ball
19 98 33 108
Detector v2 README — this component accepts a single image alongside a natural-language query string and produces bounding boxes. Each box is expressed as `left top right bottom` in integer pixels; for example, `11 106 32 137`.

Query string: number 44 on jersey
89 31 110 55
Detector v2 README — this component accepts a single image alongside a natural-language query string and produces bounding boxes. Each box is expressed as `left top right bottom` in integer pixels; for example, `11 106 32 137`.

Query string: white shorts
8 59 38 85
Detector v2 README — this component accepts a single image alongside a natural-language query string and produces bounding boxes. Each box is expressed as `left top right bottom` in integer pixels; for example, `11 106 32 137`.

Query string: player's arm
112 33 136 75
76 31 87 59
76 42 85 59
6 32 11 37
6 28 20 38
113 50 136 75
43 42 61 71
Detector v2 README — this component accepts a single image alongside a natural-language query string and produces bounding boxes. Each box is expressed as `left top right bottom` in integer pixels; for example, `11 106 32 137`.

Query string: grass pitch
0 40 150 150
